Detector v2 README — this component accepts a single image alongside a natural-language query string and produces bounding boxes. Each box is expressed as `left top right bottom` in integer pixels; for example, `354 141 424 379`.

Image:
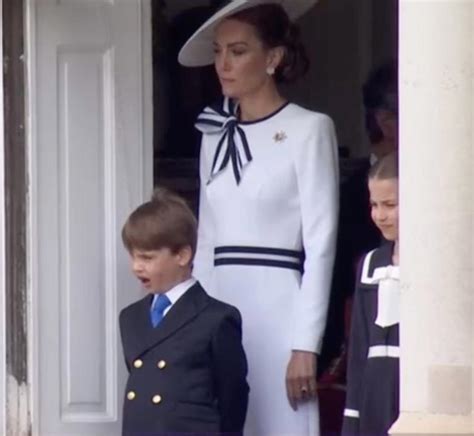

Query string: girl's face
213 18 281 99
368 177 399 241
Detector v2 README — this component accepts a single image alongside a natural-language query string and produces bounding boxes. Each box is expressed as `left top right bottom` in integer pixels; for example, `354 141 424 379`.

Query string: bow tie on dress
195 98 252 185
366 265 400 328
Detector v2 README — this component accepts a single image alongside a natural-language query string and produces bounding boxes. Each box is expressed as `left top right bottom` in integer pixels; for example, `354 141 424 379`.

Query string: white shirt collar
152 277 197 309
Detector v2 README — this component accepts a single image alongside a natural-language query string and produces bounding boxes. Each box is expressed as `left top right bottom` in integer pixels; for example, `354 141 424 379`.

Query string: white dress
193 98 339 436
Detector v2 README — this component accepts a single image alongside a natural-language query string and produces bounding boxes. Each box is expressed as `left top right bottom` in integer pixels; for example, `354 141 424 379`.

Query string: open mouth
138 277 151 286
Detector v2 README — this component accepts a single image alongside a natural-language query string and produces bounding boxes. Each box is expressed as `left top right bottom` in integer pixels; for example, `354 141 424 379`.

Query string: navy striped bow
195 98 252 185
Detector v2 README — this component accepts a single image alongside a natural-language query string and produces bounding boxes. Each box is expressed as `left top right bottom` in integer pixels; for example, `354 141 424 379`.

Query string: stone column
392 1 473 433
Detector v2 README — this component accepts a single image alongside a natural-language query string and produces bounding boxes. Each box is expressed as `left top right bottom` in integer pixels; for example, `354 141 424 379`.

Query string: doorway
3 0 398 434
149 1 398 436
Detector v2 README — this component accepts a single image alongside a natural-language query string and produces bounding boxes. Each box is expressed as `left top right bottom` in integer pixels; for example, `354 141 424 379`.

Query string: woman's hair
122 187 197 257
229 4 309 84
363 60 398 143
368 151 398 180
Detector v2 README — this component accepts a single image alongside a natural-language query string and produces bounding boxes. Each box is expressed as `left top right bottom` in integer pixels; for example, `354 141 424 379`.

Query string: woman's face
213 18 278 99
369 177 399 241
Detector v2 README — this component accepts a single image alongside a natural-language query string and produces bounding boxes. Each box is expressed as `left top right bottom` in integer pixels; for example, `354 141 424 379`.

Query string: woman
342 152 400 436
179 1 339 434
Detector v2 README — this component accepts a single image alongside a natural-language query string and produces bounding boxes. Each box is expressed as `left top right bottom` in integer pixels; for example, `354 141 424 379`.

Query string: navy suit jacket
119 282 249 435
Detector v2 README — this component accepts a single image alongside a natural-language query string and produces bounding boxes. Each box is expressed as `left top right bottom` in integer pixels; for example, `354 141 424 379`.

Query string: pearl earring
266 66 275 76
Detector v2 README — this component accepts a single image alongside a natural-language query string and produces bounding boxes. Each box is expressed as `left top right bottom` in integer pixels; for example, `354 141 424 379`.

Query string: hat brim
178 0 318 67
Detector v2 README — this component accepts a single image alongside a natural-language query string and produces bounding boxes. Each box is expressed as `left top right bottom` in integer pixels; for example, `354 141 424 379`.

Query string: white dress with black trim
193 97 339 436
342 242 400 436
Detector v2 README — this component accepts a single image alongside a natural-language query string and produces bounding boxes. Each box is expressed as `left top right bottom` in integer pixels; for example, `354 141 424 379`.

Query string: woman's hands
285 350 318 410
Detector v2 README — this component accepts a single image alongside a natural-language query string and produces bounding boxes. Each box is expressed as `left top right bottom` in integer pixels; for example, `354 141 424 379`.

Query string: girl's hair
368 151 398 180
229 4 309 84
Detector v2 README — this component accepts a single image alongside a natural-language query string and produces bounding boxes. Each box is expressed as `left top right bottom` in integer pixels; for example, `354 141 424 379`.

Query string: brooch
273 131 287 143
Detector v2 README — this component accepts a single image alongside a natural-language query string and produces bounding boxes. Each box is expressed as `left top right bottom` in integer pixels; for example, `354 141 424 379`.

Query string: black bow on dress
195 98 252 185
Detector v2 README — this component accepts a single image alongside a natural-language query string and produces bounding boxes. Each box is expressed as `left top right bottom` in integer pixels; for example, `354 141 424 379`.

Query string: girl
342 151 400 435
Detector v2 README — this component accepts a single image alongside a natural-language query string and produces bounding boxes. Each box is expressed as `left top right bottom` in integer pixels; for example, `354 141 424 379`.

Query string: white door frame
0 0 7 434
1 0 154 433
24 0 153 434
25 0 38 432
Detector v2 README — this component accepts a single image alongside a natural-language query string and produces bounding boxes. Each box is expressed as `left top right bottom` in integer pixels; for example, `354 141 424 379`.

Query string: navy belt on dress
214 246 304 272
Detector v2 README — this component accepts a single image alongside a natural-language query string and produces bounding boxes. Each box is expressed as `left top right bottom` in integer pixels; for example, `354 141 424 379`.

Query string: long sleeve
291 114 339 353
342 263 370 435
193 135 216 294
211 307 249 434
119 309 131 373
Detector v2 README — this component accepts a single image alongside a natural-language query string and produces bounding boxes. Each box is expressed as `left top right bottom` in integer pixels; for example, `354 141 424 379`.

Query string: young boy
119 188 249 436
342 152 400 436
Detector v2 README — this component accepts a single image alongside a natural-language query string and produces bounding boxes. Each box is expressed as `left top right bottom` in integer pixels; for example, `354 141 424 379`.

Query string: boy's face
129 247 191 293
369 177 399 241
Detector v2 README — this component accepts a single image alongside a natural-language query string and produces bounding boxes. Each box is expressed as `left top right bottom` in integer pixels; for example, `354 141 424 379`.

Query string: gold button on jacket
133 359 143 368
119 283 248 434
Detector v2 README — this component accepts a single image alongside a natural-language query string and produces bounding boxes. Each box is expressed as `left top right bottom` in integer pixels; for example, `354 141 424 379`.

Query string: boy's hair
122 187 197 258
368 151 398 180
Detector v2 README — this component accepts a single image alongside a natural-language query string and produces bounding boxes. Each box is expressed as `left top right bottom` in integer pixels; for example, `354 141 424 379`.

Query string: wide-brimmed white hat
178 0 318 67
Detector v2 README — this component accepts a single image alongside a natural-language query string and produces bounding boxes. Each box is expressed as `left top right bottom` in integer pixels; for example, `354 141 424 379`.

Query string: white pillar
393 1 473 433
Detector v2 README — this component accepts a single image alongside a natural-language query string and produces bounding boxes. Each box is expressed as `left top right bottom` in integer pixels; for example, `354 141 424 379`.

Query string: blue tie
150 294 171 328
